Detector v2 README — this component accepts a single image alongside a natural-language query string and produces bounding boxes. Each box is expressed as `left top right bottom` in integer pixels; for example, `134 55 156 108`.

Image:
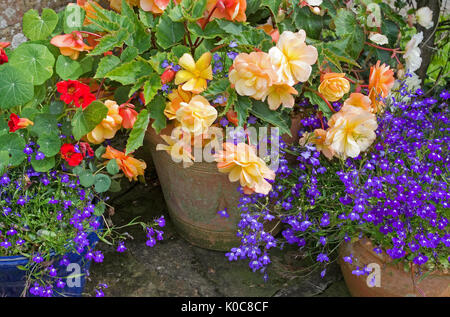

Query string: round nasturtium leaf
79 170 95 187
0 65 34 109
56 55 83 80
31 156 55 172
9 44 55 85
94 174 112 193
0 134 26 166
23 8 59 41
37 133 61 157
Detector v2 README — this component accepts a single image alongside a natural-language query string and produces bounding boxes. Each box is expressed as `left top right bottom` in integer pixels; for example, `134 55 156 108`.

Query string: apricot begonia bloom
257 19 280 43
176 95 217 136
156 133 194 167
140 0 176 14
109 0 139 12
205 0 246 22
268 30 318 85
215 142 275 195
102 146 146 181
175 52 213 94
86 100 123 144
318 73 350 102
229 52 277 100
300 129 335 160
325 105 378 159
264 82 298 110
368 61 395 112
50 31 92 60
164 86 192 120
76 0 101 25
343 93 373 112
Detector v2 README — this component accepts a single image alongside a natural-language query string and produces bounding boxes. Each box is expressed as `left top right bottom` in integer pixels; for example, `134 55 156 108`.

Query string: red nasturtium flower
60 143 84 167
8 113 33 132
79 142 94 158
50 31 93 60
0 42 10 65
119 103 139 129
56 80 96 109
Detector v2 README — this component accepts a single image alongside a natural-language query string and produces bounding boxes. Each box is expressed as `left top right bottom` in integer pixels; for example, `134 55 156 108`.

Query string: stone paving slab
85 170 350 297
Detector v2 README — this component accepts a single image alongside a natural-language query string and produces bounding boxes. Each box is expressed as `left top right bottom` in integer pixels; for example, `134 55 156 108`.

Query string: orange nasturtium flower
205 0 247 23
102 146 146 181
318 73 350 102
175 52 213 94
368 61 395 112
164 86 192 120
86 100 123 144
50 31 93 60
215 142 275 195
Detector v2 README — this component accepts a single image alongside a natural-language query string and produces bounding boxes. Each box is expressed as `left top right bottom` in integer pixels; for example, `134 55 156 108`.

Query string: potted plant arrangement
0 3 166 296
68 0 419 251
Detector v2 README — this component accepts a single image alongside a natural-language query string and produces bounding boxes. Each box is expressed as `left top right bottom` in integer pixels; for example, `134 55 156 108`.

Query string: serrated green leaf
105 60 153 85
94 201 106 216
334 9 365 59
95 55 121 78
304 90 333 119
143 74 162 105
89 29 128 56
293 6 324 40
23 8 58 41
0 134 26 166
249 100 291 136
202 78 230 98
139 8 155 27
0 65 34 109
235 96 252 127
121 46 139 63
156 14 185 49
126 109 150 155
71 101 109 140
9 44 55 85
149 95 167 133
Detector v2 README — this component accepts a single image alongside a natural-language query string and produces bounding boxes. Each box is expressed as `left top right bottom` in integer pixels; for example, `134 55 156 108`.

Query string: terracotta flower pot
144 123 282 251
339 238 450 297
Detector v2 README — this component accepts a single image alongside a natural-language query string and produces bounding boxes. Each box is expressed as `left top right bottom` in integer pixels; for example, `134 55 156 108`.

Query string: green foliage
71 101 109 140
149 95 167 133
334 9 365 60
0 65 34 109
156 13 185 49
22 8 58 41
126 109 150 155
0 133 26 166
104 60 153 85
143 74 162 105
249 100 291 136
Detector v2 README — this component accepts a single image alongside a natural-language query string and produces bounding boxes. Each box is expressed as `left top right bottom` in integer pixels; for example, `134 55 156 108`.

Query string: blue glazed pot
0 222 101 297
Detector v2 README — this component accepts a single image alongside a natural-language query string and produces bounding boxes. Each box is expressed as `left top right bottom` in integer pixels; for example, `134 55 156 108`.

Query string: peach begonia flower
268 30 318 85
343 93 373 113
205 0 247 22
257 18 280 43
140 0 177 14
156 132 194 167
164 86 192 120
264 82 298 110
215 142 275 195
175 95 217 136
300 129 334 160
109 0 139 12
229 52 277 100
50 31 93 60
86 100 123 144
119 103 139 129
325 105 378 159
318 73 350 102
175 52 213 94
368 61 395 112
102 146 146 181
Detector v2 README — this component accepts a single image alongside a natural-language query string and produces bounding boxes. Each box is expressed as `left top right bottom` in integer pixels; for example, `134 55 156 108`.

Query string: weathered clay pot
339 238 450 297
145 124 282 251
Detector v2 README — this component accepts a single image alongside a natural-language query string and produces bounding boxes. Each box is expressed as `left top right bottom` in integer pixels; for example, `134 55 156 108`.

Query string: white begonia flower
403 32 423 72
369 32 389 45
416 7 434 29
306 0 322 6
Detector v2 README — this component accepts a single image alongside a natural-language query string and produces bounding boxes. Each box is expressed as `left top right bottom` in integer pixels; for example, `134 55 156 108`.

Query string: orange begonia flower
164 86 192 120
140 0 180 14
215 142 275 195
368 61 395 113
343 93 373 113
300 129 334 160
86 100 123 144
50 31 93 60
175 95 217 136
318 73 350 102
109 0 139 11
102 146 147 181
204 0 247 23
76 0 101 25
264 82 298 110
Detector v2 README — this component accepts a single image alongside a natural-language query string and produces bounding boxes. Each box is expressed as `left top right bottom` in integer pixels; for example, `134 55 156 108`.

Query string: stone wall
0 0 69 48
